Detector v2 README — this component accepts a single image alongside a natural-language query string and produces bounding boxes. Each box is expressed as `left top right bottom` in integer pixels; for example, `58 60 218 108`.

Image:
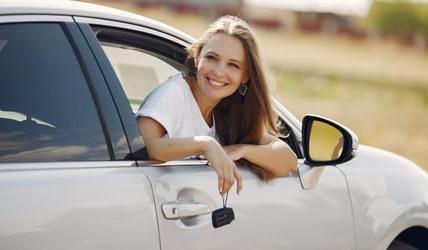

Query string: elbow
272 152 298 177
146 149 162 161
146 145 168 162
289 151 298 171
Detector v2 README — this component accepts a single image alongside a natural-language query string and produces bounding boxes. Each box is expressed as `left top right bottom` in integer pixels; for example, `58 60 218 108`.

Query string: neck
188 78 219 126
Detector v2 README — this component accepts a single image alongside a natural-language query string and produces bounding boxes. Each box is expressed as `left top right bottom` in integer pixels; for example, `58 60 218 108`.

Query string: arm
138 116 209 161
224 133 298 177
138 117 242 194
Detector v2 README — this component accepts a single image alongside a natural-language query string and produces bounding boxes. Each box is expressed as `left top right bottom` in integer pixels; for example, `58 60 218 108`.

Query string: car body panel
0 14 73 23
141 161 354 250
0 162 159 250
338 145 428 249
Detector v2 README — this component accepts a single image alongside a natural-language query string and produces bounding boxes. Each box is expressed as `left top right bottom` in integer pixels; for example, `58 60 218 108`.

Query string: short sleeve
135 78 184 137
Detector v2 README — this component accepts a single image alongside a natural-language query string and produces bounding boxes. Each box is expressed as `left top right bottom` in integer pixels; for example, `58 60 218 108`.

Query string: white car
0 1 427 250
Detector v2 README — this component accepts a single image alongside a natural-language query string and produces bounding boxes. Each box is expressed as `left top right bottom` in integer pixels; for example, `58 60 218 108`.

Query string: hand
223 144 247 161
203 139 243 195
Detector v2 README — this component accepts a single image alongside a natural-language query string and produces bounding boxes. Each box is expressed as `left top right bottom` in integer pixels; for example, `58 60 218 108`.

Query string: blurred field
84 1 428 170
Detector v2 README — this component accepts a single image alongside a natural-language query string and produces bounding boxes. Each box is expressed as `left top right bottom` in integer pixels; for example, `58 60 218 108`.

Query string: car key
212 192 235 228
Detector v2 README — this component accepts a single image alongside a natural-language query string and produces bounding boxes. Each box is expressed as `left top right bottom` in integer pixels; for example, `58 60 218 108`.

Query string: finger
225 165 235 194
221 166 232 194
222 168 230 195
233 166 243 194
217 170 224 195
232 165 241 194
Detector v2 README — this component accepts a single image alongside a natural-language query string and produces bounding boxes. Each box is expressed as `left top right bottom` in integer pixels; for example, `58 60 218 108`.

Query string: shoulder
136 73 188 116
150 73 187 97
141 73 189 105
135 73 188 135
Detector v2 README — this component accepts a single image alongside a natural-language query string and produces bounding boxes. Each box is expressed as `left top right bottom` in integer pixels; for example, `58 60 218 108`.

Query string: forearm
145 136 212 161
241 141 298 177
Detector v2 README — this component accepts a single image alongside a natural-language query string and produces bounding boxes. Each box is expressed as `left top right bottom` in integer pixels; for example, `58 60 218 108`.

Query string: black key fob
212 206 235 228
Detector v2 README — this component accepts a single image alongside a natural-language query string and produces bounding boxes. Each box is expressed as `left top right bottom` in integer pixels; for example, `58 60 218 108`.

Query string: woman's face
194 32 249 102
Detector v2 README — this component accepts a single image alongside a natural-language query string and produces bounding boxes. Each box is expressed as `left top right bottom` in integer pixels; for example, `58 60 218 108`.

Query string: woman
137 16 297 195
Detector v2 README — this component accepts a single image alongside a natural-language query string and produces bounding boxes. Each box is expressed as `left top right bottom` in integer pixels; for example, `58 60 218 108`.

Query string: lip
207 77 227 87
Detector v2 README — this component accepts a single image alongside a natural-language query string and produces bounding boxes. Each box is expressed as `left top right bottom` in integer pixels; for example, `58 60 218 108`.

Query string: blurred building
243 0 372 37
132 0 371 37
134 0 243 17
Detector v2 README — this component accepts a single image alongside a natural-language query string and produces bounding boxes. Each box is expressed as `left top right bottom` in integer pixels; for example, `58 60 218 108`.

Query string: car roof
0 0 195 43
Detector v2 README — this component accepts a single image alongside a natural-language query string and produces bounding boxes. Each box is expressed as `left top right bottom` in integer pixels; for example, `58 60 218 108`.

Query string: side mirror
302 115 358 166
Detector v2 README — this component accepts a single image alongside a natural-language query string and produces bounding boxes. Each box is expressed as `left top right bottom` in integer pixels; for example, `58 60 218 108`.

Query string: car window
0 22 110 162
101 42 178 111
93 26 185 112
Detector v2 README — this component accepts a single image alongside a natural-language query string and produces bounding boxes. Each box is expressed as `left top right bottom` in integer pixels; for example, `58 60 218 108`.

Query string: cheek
197 58 214 72
228 69 246 84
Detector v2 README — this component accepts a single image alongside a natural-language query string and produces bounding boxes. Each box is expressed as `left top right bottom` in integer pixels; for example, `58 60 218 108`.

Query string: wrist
240 144 251 159
194 136 217 154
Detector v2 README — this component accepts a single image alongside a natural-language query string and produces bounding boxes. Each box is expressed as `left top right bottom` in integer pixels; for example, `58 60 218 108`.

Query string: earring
238 84 248 96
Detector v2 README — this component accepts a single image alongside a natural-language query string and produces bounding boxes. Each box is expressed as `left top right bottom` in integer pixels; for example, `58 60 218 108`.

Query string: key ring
222 191 229 208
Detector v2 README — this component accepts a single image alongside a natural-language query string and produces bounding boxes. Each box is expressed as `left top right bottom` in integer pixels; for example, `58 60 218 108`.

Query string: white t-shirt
135 73 218 141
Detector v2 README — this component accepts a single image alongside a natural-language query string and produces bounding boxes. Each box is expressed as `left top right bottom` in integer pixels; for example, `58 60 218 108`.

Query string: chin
207 89 236 100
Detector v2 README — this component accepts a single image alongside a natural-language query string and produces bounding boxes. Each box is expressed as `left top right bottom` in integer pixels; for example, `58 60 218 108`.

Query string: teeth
209 78 226 87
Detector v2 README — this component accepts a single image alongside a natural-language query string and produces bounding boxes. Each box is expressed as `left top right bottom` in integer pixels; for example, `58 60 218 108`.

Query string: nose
212 62 227 78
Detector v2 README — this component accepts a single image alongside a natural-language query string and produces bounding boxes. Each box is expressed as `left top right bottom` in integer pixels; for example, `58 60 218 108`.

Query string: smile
208 78 227 87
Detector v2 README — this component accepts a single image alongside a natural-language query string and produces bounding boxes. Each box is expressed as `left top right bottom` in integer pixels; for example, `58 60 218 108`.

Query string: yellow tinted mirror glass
309 121 344 162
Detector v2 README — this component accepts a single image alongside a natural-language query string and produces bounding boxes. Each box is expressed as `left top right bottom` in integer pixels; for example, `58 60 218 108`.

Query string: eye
229 63 240 69
205 54 216 60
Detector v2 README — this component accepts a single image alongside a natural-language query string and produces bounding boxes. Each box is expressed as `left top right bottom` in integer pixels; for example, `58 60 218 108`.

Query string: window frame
76 18 191 161
94 25 187 72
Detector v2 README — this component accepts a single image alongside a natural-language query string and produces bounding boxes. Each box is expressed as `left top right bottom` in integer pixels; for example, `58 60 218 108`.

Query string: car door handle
161 201 212 219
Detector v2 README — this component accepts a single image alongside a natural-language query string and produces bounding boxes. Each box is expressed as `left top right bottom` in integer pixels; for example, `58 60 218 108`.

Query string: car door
78 18 354 249
134 158 355 250
0 16 159 250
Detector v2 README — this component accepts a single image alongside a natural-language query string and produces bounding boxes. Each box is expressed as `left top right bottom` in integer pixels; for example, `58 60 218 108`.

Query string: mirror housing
302 115 358 166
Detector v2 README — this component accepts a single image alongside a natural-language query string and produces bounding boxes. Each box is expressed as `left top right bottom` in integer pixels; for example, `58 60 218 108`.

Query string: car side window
93 26 185 112
0 22 110 162
101 43 179 111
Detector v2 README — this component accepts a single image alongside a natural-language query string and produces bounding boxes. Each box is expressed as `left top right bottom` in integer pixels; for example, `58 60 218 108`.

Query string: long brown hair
185 16 278 181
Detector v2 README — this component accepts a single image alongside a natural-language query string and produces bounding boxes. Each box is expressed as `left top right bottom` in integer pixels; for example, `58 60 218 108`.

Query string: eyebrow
206 51 243 66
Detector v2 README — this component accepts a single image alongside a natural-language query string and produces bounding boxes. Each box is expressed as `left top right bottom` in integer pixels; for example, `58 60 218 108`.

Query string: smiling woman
136 16 297 195
192 33 247 106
